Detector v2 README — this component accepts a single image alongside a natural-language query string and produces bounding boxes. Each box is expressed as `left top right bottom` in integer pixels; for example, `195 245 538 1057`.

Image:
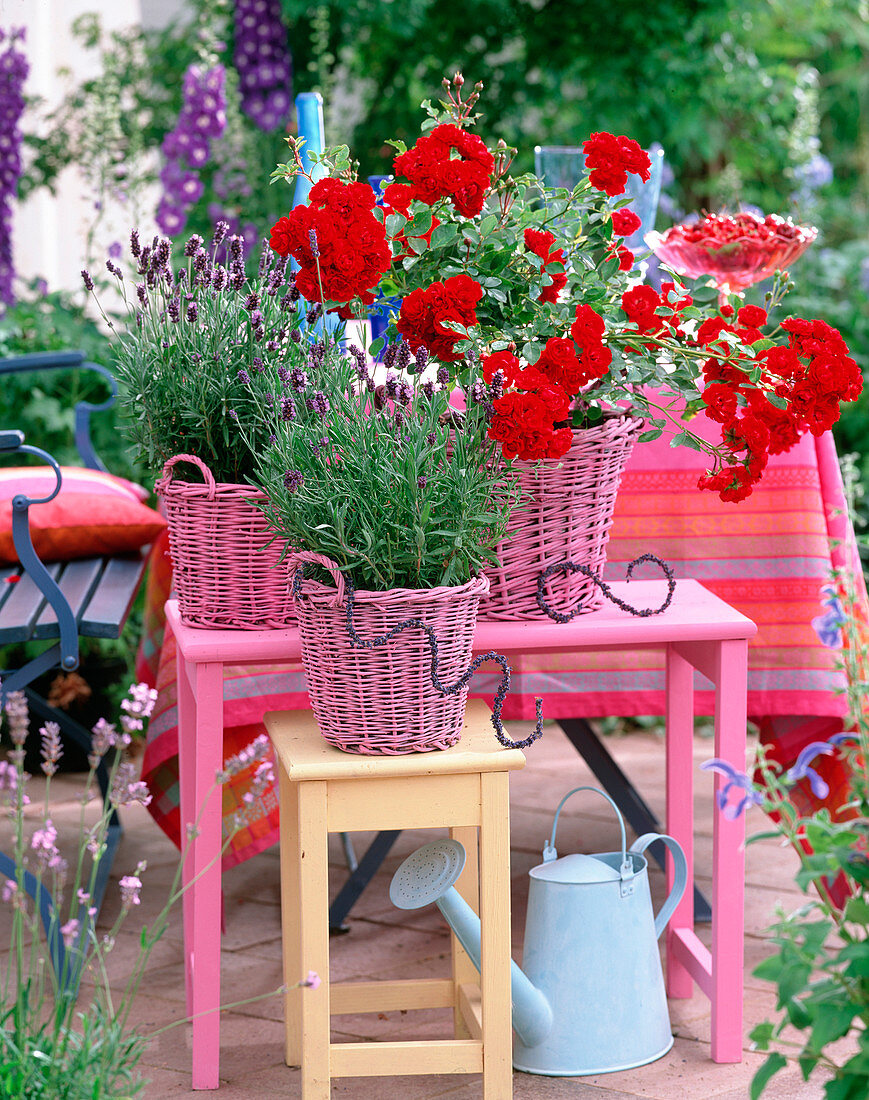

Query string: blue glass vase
533 143 665 261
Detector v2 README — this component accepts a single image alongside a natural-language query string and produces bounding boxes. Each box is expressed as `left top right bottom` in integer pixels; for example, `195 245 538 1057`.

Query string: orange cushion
0 466 166 565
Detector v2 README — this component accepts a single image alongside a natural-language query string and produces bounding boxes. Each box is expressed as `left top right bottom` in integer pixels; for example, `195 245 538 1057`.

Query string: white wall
1 0 185 294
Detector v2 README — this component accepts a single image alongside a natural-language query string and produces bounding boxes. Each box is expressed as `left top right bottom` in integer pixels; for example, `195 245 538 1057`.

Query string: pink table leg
665 642 695 1000
179 660 225 1090
710 638 747 1063
177 651 195 1019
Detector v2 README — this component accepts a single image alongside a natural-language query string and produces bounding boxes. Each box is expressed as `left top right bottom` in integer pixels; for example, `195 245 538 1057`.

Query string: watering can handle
543 786 628 868
629 833 688 939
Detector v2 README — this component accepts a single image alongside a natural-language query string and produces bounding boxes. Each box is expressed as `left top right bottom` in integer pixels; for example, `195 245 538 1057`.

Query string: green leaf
749 1020 775 1048
750 1052 787 1100
844 896 869 924
409 209 433 238
825 1074 869 1100
810 1002 858 1048
638 429 664 443
669 430 706 453
430 223 459 249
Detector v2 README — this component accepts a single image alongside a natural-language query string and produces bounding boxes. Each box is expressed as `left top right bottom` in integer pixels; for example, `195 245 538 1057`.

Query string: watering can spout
389 840 553 1049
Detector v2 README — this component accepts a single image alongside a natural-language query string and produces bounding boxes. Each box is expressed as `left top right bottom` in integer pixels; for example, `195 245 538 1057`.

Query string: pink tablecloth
138 424 862 869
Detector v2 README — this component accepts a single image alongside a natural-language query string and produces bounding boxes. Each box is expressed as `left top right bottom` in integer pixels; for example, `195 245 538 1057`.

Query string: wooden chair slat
79 553 148 639
0 566 19 617
0 564 59 644
33 558 105 639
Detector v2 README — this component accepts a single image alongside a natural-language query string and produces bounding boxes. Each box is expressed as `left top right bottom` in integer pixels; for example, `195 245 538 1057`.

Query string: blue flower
811 584 845 649
785 741 834 799
699 758 763 819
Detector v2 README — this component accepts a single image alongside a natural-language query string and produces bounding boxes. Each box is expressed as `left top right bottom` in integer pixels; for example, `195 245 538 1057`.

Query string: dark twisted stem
536 554 677 623
293 568 543 749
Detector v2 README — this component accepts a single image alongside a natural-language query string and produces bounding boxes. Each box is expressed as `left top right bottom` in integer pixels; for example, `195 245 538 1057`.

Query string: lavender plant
82 224 313 483
0 682 158 1097
246 322 518 591
0 684 307 1097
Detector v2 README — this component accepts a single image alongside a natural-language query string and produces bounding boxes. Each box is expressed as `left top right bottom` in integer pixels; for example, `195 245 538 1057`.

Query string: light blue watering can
389 785 688 1076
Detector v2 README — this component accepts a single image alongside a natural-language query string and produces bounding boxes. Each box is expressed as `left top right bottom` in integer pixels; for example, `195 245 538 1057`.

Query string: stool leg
297 781 331 1099
279 766 302 1068
479 774 513 1100
450 825 479 1038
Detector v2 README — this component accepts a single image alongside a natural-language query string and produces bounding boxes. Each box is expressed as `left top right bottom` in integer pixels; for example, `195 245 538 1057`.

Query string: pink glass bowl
646 212 817 294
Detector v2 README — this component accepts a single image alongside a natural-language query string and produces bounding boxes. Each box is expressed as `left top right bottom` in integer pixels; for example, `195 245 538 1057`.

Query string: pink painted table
168 578 755 1089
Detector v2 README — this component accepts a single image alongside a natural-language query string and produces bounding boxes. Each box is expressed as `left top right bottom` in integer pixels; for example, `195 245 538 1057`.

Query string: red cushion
0 466 166 565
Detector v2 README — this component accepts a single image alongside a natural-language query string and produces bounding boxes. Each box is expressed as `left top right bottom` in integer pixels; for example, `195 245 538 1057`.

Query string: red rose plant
268 74 861 503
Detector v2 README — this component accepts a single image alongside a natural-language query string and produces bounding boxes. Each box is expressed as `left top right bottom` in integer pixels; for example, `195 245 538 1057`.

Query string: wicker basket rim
295 569 490 609
156 480 268 500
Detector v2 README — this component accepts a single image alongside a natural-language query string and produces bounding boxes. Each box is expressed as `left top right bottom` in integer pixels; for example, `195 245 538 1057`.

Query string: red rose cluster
392 123 495 217
269 178 391 307
381 182 440 260
485 304 611 461
620 281 693 347
396 273 483 362
582 132 651 197
696 306 862 501
524 228 567 304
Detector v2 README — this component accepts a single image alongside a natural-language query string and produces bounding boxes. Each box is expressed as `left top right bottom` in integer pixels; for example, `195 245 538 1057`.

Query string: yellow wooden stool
264 699 526 1099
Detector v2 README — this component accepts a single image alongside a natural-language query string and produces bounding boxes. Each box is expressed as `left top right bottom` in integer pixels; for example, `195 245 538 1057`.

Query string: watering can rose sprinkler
389 786 688 1076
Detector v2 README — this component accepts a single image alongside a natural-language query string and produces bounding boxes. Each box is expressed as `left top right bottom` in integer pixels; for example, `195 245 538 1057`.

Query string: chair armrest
0 352 118 472
2 434 79 672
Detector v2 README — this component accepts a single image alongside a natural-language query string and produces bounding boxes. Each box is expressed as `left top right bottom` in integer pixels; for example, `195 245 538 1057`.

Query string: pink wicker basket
155 454 294 629
481 414 644 620
291 551 489 754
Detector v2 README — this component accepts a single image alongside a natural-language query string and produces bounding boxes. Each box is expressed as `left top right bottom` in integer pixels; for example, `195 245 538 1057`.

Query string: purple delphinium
156 64 227 238
233 0 293 133
699 758 764 819
0 28 29 307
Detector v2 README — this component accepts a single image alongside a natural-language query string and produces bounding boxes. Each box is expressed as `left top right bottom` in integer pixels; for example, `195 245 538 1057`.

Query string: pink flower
300 970 321 989
0 759 18 792
2 879 18 903
119 874 142 909
60 918 80 947
110 762 152 808
119 682 158 735
40 720 62 776
218 733 271 783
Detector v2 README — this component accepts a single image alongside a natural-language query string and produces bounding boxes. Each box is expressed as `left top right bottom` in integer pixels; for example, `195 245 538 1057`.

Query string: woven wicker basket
481 414 644 620
291 551 489 754
155 454 294 629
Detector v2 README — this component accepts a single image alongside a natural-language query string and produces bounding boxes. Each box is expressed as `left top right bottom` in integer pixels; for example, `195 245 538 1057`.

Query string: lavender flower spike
785 741 834 799
699 758 763 819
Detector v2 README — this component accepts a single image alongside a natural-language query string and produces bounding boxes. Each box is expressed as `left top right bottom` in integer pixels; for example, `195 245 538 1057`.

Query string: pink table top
165 578 756 666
